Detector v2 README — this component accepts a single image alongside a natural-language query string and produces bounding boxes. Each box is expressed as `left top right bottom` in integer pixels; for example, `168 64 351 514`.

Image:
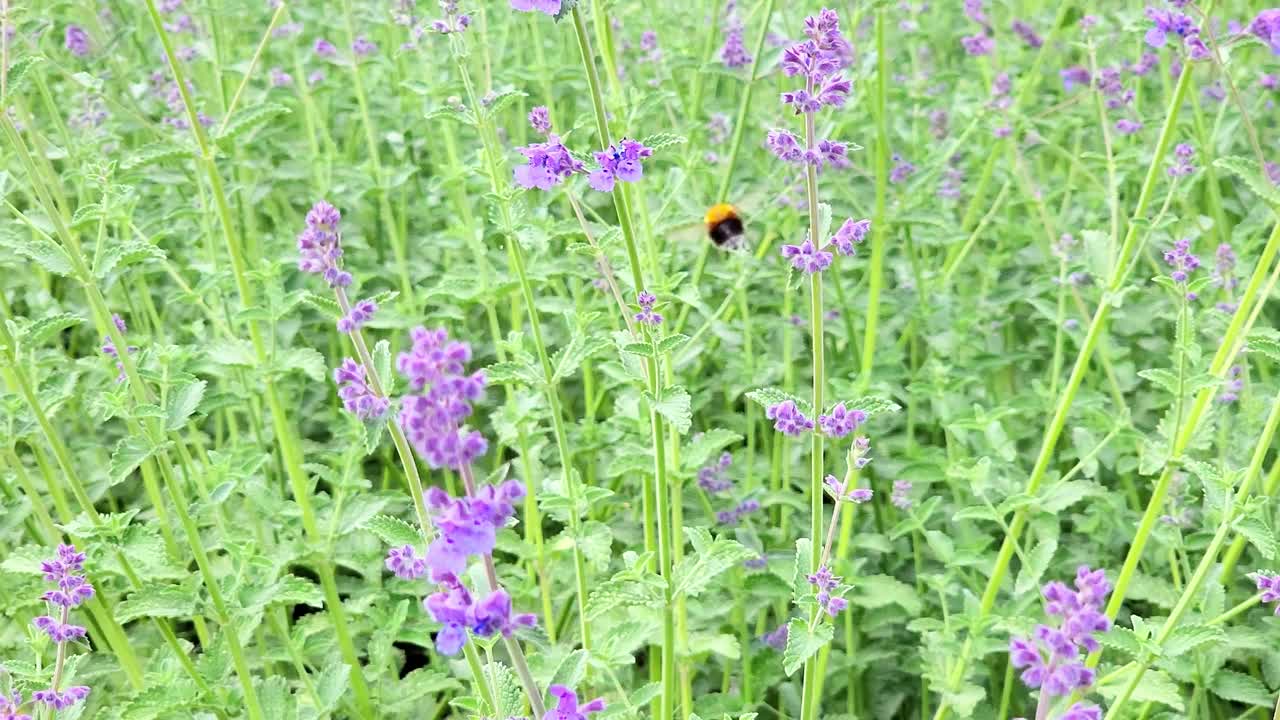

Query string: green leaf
109 436 161 486
745 386 812 417
620 341 654 358
216 103 291 146
1161 624 1225 656
486 360 542 386
646 385 692 434
165 380 206 431
680 428 742 473
1097 627 1146 659
1234 514 1277 560
848 574 923 614
115 582 197 623
1137 368 1179 395
847 395 902 418
584 557 666 620
303 292 343 318
20 313 82 347
1248 330 1280 365
278 347 326 382
1215 156 1280 210
95 240 166 277
1097 666 1183 711
671 527 756 597
782 618 833 676
638 133 688 152
0 231 74 276
5 55 43 99
362 514 423 547
315 662 350 715
552 333 611 383
1037 480 1102 513
120 143 189 172
1209 669 1272 706
656 333 690 356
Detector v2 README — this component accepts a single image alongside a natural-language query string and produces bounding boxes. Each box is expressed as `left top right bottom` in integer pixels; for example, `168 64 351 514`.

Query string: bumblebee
704 203 745 249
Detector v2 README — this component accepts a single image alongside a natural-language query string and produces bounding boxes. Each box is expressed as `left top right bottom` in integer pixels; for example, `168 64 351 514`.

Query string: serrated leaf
639 133 688 152
303 292 343 318
95 240 166 277
5 55 43 99
315 662 350 715
1097 627 1146 659
109 436 160 486
584 558 666 620
20 313 81 347
552 333 611 383
849 574 923 614
280 347 326 382
745 387 812 417
847 395 902 417
1233 514 1277 560
680 429 742 473
363 514 423 547
657 333 690 355
0 231 74 276
1209 669 1272 706
1215 156 1280 209
1138 368 1180 395
1248 332 1280 364
165 380 206 431
1161 624 1225 656
486 360 542 386
782 618 833 676
115 582 197 623
1097 666 1183 711
671 527 756 597
216 103 290 146
646 385 692 434
120 143 189 172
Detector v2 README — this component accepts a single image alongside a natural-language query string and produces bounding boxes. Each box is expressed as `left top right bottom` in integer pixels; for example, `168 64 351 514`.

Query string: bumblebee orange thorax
704 203 739 228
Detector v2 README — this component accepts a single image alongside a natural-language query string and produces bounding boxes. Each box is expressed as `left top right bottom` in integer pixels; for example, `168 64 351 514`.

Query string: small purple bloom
32 687 89 712
831 218 870 256
1011 19 1043 48
0 692 30 720
1115 118 1143 135
824 474 872 503
65 25 91 56
961 33 994 56
337 298 377 333
720 21 753 68
510 0 562 16
297 201 353 287
766 129 804 163
698 452 734 493
891 480 913 510
544 685 606 720
634 290 664 326
766 400 814 436
588 139 652 193
1249 9 1280 54
269 66 293 87
313 38 337 57
781 239 833 273
818 402 867 438
397 327 490 470
352 35 377 57
385 545 427 579
890 153 916 183
334 359 389 421
1060 66 1091 91
528 106 552 134
762 624 788 650
1163 238 1201 283
514 134 584 190
1256 572 1280 612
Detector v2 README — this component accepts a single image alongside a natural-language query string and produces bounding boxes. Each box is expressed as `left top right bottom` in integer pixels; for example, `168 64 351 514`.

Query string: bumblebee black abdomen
704 203 744 249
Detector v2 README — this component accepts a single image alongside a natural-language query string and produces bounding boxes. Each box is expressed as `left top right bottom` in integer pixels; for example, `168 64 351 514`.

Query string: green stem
861 5 888 381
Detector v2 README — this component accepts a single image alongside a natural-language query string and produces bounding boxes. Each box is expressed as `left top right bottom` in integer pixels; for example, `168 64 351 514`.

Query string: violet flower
807 564 848 617
1167 142 1196 176
781 239 833 273
1256 572 1280 612
766 400 814 435
823 474 872 503
588 139 653 192
544 685 605 720
634 291 663 326
514 134 584 191
528 106 552 135
334 359 390 421
831 218 870 256
0 692 30 720
297 200 353 288
891 480 913 509
510 0 562 17
818 402 867 438
31 545 93 713
1163 238 1201 283
697 452 734 493
961 33 994 56
1248 9 1280 54
397 327 489 470
64 25 91 56
1011 19 1043 48
1009 567 1111 707
313 38 337 57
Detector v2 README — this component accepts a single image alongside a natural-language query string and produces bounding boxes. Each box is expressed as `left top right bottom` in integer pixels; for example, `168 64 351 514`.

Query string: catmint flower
1060 66 1090 91
824 474 872 503
1146 7 1210 58
385 545 428 579
963 0 989 28
634 291 663 326
422 481 525 582
1263 73 1279 90
766 400 814 436
766 129 804 163
708 113 731 144
1011 19 1043 48
1130 52 1159 76
929 109 949 138
1249 9 1280 54
851 435 873 468
1255 572 1280 612
0 692 29 720
544 685 606 720
528 106 552 134
831 218 870 256
65 25 91 56
510 0 561 16
32 545 93 713
1218 365 1244 403
961 33 994 56
1010 567 1111 701
698 452 734 493
808 564 848 617
313 38 337 57
1115 118 1143 135
352 35 377 57
781 239 833 273
939 162 965 200
719 9 753 68
397 329 489 470
1163 238 1201 282
891 480 913 509
297 200 352 287
817 138 851 170
269 66 293 87
513 134 584 191
1268 162 1280 186
588 139 652 192
890 154 916 183
337 298 377 333
101 314 135 382
718 499 762 525
743 555 768 570
273 21 302 38
818 402 867 438
1212 243 1239 312
762 624 789 650
334 359 389 420
1167 142 1196 176
472 588 538 638
424 581 473 654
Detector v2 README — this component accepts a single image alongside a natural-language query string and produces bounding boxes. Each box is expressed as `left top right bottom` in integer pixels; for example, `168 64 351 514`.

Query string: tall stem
861 5 888 382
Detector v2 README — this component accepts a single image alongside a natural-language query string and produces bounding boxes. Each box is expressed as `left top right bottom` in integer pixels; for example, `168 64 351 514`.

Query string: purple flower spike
698 451 734 493
514 134 584 190
823 474 872 503
511 0 562 15
385 545 428 579
32 687 89 712
472 588 537 638
1163 238 1201 283
424 581 474 654
782 239 833 273
832 218 870 256
352 35 377 57
1011 20 1043 48
762 624 789 650
297 200 352 288
337 298 377 333
588 139 653 193
313 38 337 57
1060 66 1090 91
334 359 389 421
528 106 552 134
961 33 994 56
1255 572 1280 613
544 685 606 720
720 17 753 68
1249 9 1280 54
65 25 91 56
766 400 814 436
767 129 805 163
891 480 913 509
634 290 664 326
1011 567 1112 698
818 402 867 438
1060 703 1102 720
0 692 30 720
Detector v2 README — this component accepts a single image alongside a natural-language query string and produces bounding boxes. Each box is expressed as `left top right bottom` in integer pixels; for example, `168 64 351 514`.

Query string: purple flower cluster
832 218 870 256
0 692 29 720
767 9 852 174
807 564 848 617
352 35 378 58
269 67 293 87
716 498 761 525
101 313 134 383
397 327 489 470
961 33 993 56
337 298 377 333
510 0 561 16
818 402 867 438
1249 9 1280 54
1256 572 1280 612
1218 365 1244 404
719 7 753 68
1163 238 1201 283
528 106 552 135
31 545 93 712
823 474 872 504
514 134 584 191
430 0 472 35
385 544 428 579
297 201 352 288
1009 567 1111 706
334 359 389 421
426 582 536 655
1167 143 1195 176
1145 5 1210 59
891 479 913 510
544 685 606 720
1011 19 1043 48
766 400 814 436
781 238 832 273
697 452 734 493
65 25 91 57
634 291 663 326
761 624 789 651
588 139 652 193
